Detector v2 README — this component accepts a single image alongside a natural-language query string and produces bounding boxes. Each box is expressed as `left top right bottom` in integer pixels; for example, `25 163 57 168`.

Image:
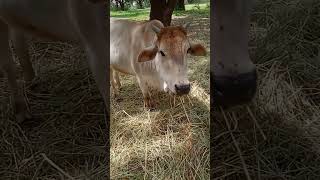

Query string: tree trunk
115 0 119 10
149 0 178 26
119 0 125 11
137 0 144 9
176 0 185 11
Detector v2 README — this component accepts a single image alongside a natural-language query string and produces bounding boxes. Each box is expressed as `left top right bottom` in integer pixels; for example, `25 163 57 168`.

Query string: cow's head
212 0 257 107
138 23 206 96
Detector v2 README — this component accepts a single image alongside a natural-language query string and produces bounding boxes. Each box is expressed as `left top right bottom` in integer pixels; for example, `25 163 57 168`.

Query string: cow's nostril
175 84 191 95
185 83 191 90
175 84 179 90
213 70 257 107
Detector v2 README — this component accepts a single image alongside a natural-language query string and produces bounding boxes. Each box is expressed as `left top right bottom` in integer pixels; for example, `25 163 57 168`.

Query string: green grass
110 3 210 21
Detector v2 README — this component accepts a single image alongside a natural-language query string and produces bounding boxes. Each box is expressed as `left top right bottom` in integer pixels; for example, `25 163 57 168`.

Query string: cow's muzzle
213 70 257 108
175 83 191 96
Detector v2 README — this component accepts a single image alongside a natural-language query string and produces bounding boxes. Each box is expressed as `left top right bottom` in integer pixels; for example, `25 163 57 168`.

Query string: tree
114 0 125 11
136 0 144 9
175 0 185 11
149 0 178 26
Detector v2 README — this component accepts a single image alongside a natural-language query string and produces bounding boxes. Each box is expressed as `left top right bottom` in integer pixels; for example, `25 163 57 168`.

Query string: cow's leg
0 22 31 122
137 76 156 110
114 70 121 89
110 67 119 97
9 29 35 82
72 2 108 110
85 46 108 109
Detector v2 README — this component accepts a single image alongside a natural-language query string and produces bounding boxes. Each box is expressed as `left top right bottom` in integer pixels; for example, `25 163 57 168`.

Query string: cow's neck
138 59 159 75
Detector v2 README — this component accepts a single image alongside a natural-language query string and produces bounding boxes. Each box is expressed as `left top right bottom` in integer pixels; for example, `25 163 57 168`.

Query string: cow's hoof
144 99 157 111
23 71 36 82
114 96 123 102
15 111 33 124
24 76 35 82
116 83 121 90
144 107 157 111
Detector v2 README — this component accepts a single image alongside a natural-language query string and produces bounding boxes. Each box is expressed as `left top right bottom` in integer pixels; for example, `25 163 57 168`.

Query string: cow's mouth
212 71 257 107
163 81 191 96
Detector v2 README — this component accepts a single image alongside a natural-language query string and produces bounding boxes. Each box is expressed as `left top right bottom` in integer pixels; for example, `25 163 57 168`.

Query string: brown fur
157 26 188 64
188 44 207 56
138 45 158 62
157 26 187 42
111 65 133 75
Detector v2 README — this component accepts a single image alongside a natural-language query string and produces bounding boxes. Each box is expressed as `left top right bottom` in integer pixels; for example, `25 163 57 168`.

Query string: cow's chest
141 75 164 93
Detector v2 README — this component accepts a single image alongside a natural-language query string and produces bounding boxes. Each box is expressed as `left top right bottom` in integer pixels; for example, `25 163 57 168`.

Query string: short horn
152 25 161 34
182 22 191 30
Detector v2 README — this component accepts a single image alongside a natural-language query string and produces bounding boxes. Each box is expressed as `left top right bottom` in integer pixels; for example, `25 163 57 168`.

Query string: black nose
213 70 257 108
175 83 191 95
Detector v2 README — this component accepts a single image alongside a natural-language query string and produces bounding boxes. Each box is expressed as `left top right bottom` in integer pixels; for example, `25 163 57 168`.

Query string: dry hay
213 0 320 179
0 40 108 179
0 11 210 179
110 15 210 179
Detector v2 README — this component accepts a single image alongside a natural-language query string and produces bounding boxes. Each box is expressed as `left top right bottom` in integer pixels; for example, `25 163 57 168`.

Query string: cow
212 0 257 107
110 18 207 110
0 0 108 122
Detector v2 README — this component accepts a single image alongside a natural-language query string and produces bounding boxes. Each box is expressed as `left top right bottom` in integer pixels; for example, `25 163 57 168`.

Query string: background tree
149 0 178 26
136 0 144 9
112 0 126 11
175 0 185 11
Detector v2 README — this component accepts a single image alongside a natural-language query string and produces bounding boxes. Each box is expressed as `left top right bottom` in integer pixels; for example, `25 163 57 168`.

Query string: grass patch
111 3 210 21
0 41 108 179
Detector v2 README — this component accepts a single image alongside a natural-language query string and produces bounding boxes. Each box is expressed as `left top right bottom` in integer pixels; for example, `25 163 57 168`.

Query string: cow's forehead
157 26 188 42
157 27 189 53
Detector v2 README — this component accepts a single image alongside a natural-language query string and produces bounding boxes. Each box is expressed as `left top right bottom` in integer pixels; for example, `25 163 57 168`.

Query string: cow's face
138 25 206 96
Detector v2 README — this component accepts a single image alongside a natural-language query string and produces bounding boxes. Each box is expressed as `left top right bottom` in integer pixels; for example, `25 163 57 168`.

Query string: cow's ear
188 43 206 56
138 45 158 62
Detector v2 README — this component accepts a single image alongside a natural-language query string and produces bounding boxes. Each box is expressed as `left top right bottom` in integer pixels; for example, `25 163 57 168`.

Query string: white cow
0 0 107 122
110 18 206 109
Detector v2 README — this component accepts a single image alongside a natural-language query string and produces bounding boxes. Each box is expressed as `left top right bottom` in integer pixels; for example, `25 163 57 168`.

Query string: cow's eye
187 47 192 53
159 50 165 56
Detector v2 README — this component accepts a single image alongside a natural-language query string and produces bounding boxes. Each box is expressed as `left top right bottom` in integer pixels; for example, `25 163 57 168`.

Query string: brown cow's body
0 0 107 122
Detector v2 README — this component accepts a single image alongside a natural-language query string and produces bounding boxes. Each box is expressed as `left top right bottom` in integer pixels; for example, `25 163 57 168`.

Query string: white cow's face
138 26 206 96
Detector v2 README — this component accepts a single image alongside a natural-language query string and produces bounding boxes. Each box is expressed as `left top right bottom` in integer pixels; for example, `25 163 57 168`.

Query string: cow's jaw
161 77 190 96
155 56 190 96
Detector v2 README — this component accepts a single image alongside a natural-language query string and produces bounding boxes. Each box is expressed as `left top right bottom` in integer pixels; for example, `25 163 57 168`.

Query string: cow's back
110 18 144 75
110 18 163 75
0 0 104 42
